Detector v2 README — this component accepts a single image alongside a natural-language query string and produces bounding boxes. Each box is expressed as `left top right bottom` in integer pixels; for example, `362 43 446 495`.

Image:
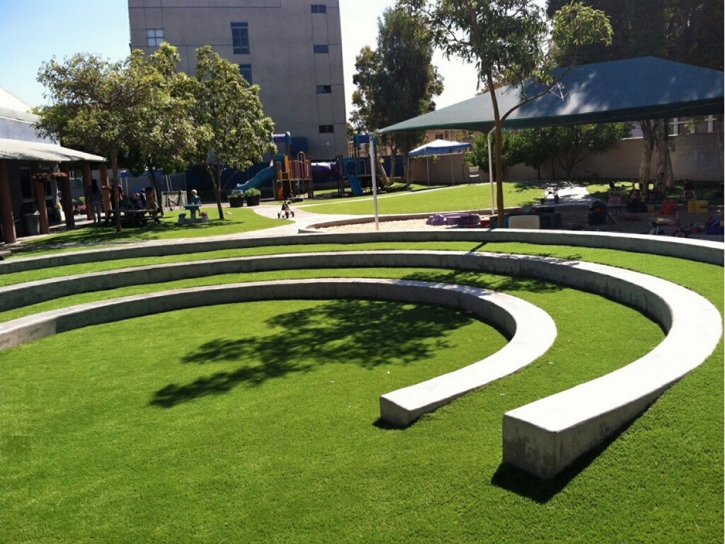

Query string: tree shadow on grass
150 299 477 408
12 219 251 257
490 416 638 503
400 268 568 295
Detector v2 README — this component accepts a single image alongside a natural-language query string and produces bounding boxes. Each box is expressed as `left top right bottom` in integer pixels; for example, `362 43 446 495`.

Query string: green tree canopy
36 50 162 232
190 46 276 220
399 0 612 225
351 7 444 184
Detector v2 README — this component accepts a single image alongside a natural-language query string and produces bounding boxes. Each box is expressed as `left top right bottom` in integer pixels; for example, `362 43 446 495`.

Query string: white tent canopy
409 139 472 186
0 138 106 163
409 139 472 157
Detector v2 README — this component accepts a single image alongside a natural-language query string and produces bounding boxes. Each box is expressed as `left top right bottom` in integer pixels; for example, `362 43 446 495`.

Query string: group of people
86 179 159 224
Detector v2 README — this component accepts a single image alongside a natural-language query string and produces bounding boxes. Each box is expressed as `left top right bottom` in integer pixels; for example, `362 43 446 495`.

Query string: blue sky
0 0 480 116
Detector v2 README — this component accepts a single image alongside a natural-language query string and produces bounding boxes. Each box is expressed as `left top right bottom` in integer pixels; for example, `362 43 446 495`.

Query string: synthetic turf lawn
6 206 290 258
298 182 542 215
0 243 722 542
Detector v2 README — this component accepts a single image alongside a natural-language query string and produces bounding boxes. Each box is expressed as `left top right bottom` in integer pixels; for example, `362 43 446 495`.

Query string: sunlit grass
0 240 721 543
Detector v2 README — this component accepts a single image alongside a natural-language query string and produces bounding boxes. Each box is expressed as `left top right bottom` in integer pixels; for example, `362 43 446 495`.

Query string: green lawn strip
1 272 669 542
6 207 290 259
298 182 543 215
0 242 480 287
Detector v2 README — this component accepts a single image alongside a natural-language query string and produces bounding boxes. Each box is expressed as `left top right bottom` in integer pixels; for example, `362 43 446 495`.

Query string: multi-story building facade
128 0 347 160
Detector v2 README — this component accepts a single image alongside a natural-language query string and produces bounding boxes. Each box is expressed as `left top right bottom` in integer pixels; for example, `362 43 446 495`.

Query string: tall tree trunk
654 119 674 189
487 72 505 228
111 149 122 233
149 169 164 217
210 163 225 220
715 115 724 171
639 120 657 197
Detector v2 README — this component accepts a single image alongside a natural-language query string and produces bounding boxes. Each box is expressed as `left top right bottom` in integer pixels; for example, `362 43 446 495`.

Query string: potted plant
244 188 261 206
52 202 64 222
50 172 69 182
228 192 245 208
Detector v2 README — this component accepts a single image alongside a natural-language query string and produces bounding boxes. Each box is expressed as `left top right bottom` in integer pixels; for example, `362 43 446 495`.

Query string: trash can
22 211 40 236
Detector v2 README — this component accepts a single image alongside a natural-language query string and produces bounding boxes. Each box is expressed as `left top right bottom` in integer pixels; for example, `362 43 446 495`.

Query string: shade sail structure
409 139 472 157
0 138 106 163
381 57 724 134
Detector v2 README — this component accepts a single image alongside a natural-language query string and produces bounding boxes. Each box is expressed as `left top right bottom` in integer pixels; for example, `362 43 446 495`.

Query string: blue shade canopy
381 57 724 134
408 139 472 157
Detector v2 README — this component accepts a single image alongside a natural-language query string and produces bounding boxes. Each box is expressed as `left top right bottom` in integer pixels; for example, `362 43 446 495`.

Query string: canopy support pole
370 133 379 231
487 129 495 216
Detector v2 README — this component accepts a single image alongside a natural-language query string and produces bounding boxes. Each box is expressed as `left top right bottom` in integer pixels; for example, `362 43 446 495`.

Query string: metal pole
487 129 495 215
370 133 379 231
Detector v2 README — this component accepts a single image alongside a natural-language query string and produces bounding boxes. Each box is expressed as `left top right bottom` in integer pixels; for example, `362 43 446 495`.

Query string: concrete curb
0 278 556 427
1 229 722 275
0 250 720 479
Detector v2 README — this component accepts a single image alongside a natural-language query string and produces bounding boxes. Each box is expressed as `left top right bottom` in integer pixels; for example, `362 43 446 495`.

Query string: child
278 200 294 219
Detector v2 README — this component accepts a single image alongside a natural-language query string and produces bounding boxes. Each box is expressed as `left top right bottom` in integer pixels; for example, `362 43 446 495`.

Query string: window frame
146 29 164 47
239 64 253 85
231 22 250 55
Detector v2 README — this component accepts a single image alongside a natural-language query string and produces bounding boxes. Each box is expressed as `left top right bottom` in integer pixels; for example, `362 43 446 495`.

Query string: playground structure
274 152 313 201
340 135 393 196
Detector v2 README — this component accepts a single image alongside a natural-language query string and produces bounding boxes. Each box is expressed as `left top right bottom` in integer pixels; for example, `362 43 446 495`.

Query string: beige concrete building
128 0 347 160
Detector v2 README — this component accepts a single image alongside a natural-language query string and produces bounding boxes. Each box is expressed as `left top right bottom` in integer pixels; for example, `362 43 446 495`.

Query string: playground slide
348 174 363 196
375 159 392 187
236 166 275 193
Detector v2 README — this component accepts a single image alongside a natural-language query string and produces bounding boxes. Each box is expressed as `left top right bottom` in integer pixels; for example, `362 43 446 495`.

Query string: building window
231 22 250 54
316 85 332 94
311 4 327 13
146 29 164 47
239 64 253 85
313 45 329 54
319 125 334 133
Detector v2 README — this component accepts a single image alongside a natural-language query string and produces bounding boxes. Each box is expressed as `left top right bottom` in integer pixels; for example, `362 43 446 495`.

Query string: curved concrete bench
0 251 720 479
0 228 721 276
0 278 556 428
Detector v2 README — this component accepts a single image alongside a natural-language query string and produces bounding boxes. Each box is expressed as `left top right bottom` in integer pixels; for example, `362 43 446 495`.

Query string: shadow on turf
150 298 483 408
401 268 568 295
491 416 639 503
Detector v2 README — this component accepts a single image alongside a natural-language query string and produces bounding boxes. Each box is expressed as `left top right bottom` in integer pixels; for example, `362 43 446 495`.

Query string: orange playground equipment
274 152 313 201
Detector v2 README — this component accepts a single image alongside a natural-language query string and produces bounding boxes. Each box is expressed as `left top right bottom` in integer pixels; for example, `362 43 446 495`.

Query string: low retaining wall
1 228 722 276
0 250 720 479
0 278 557 430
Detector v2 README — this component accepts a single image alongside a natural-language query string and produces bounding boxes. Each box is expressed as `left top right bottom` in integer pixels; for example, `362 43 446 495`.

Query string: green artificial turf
8 206 289 258
0 241 722 543
298 182 543 215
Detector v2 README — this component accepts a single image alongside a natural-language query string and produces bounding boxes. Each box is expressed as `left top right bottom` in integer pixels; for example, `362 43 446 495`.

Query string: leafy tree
190 46 276 220
548 0 723 191
124 43 198 216
36 51 160 232
553 122 631 178
399 0 612 226
506 127 559 180
465 131 514 173
351 8 444 185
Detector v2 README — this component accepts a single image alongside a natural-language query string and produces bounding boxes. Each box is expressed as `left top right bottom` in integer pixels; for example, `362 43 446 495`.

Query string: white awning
0 138 106 163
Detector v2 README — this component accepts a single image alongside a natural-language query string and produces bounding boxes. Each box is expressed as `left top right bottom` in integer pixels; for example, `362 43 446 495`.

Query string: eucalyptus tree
36 50 160 233
352 7 443 185
190 46 276 220
398 0 612 225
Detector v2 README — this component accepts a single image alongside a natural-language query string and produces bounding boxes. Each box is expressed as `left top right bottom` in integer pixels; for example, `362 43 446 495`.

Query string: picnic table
183 204 201 220
104 209 159 227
